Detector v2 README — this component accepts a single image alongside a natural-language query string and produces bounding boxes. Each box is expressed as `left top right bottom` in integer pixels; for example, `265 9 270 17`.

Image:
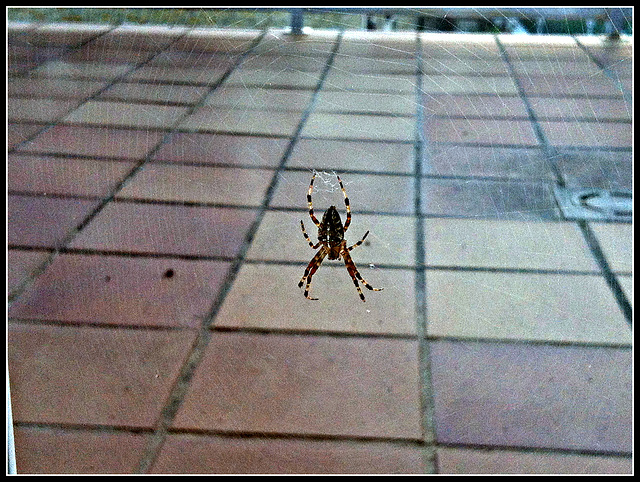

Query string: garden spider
298 172 383 302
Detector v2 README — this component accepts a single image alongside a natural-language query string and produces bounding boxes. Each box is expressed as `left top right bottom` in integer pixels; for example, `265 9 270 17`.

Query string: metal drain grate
554 186 632 221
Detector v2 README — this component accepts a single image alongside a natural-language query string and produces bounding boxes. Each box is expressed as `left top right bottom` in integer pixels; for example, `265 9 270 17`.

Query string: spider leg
336 174 351 232
341 248 382 302
307 172 321 227
300 220 321 249
298 247 328 300
347 230 369 252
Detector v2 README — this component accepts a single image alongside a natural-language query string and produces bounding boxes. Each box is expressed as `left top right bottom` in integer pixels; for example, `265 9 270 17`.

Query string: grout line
135 29 346 474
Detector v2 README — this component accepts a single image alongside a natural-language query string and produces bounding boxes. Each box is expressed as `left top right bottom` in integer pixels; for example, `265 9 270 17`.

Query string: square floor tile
153 434 428 474
425 118 538 145
423 218 599 272
8 154 135 197
247 211 415 268
173 332 422 439
62 101 189 129
152 132 289 168
270 171 415 215
9 253 230 328
538 121 631 148
14 427 148 474
589 223 632 273
202 86 314 111
420 178 560 220
69 202 258 258
288 138 414 174
423 94 528 118
430 340 632 452
116 165 273 206
16 125 165 160
216 264 412 334
8 323 196 428
426 270 630 344
315 91 417 116
423 144 553 180
301 113 415 142
421 75 518 96
437 446 631 474
8 195 101 248
178 107 303 137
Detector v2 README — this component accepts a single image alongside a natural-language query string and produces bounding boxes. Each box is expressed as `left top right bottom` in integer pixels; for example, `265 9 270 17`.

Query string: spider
298 172 382 302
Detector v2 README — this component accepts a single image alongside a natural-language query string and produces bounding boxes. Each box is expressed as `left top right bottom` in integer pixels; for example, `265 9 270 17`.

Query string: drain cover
554 186 632 221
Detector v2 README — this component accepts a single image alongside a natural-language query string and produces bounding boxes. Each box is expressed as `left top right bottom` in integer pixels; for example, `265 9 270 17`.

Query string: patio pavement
7 22 632 474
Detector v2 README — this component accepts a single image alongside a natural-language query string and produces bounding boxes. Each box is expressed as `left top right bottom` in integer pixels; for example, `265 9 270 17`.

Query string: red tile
430 340 632 452
423 94 529 118
8 154 135 197
69 202 258 258
8 322 197 428
16 125 165 160
152 434 429 474
152 132 289 168
14 427 148 474
8 195 101 248
9 253 230 328
425 118 538 145
539 121 632 148
173 332 422 440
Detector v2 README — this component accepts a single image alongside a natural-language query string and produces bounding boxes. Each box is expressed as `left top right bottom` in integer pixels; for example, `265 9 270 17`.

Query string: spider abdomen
318 205 344 255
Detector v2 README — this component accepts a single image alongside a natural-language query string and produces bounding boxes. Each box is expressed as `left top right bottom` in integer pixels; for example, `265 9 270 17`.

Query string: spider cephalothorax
298 173 382 302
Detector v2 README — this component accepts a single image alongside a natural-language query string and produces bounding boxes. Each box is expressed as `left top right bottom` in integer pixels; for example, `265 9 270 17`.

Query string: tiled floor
7 22 632 474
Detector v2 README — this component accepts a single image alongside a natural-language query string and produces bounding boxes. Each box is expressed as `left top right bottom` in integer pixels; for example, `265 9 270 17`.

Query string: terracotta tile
69 202 257 258
152 132 288 168
178 107 303 137
16 125 165 160
216 263 412 334
437 447 631 474
538 121 631 148
420 178 560 220
9 253 229 328
589 223 632 273
8 98 81 123
117 165 273 206
173 332 422 439
225 67 322 89
501 40 590 60
423 94 528 118
426 270 630 344
14 427 148 474
32 60 134 80
556 149 632 191
424 219 598 272
8 249 51 295
8 323 197 428
510 58 603 77
153 434 428 474
425 118 538 145
302 113 415 142
62 101 189 129
100 82 209 105
270 171 415 215
8 123 47 150
8 154 135 197
424 144 553 179
127 65 230 85
529 97 631 121
421 75 518 95
287 138 414 174
332 54 416 74
324 71 416 93
8 77 108 99
422 58 509 76
315 91 416 116
430 340 632 452
338 34 416 58
247 211 415 267
420 34 501 58
202 86 314 111
517 73 624 97
8 195 101 248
